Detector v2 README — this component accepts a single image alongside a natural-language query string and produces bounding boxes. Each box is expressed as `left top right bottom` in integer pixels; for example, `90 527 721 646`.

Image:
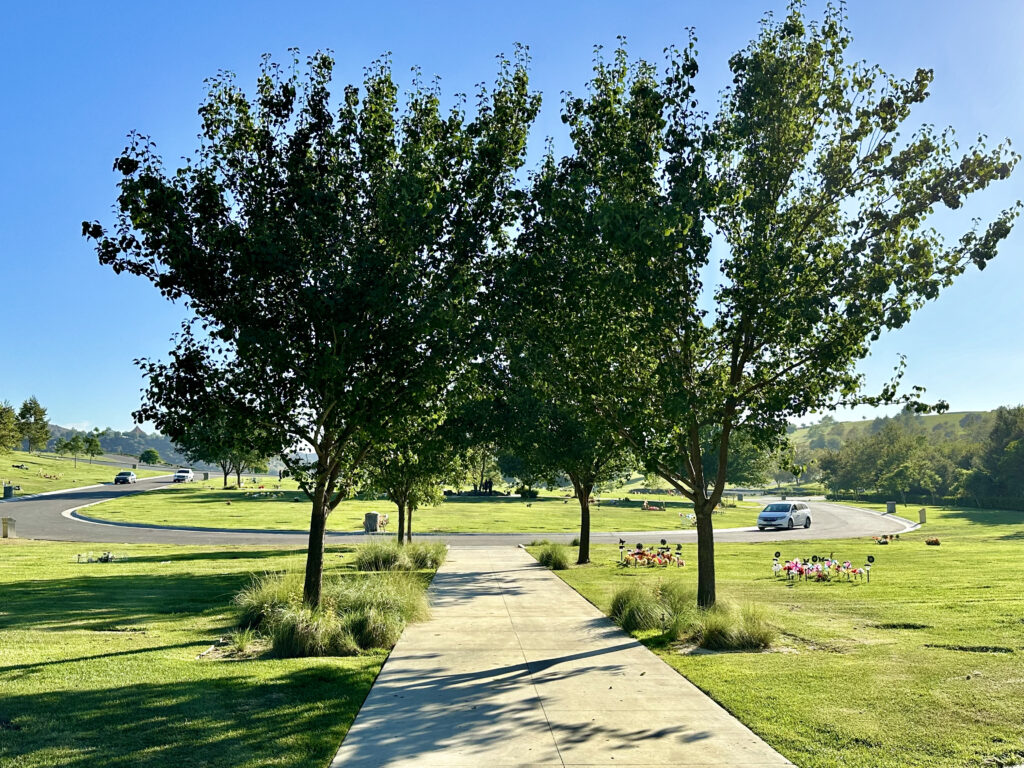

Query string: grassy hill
789 409 993 451
0 451 166 497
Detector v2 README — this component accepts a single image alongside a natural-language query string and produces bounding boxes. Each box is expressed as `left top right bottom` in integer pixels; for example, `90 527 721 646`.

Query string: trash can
919 508 927 524
2 485 13 500
781 495 787 501
1 518 14 538
737 493 744 502
885 501 897 514
363 511 380 533
203 472 210 481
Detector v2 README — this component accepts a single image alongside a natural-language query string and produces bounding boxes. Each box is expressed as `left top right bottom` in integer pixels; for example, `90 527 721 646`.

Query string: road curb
2 475 174 503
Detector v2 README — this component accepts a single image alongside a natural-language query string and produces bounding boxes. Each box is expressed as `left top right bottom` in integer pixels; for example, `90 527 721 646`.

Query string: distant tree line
816 406 1024 508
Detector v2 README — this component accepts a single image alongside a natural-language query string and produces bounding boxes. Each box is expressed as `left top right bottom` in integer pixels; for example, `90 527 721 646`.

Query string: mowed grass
0 451 165 497
0 540 387 768
540 503 1024 768
82 483 761 533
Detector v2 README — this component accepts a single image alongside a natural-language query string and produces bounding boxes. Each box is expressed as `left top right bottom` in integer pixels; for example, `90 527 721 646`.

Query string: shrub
515 486 539 498
609 582 662 632
405 541 448 569
529 539 551 547
234 571 302 629
537 543 570 570
355 541 412 571
569 537 581 547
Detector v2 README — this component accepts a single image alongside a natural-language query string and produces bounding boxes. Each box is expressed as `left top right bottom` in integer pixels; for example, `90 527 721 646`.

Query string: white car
757 501 812 530
173 469 195 483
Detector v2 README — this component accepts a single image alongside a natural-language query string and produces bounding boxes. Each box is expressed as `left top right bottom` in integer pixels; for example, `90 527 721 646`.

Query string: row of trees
53 433 104 467
818 406 1024 503
85 6 1018 608
0 397 51 454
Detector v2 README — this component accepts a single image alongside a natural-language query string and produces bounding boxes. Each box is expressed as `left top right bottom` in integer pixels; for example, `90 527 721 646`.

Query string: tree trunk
570 475 593 565
406 506 413 543
396 501 406 544
303 493 329 609
221 464 230 487
236 467 242 486
694 498 716 608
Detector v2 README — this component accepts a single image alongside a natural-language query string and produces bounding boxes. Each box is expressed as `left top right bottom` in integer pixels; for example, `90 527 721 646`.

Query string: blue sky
1 0 1022 431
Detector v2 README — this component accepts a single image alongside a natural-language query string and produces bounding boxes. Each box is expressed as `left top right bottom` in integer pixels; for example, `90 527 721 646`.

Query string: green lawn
0 540 387 768
536 503 1024 768
82 483 762 533
0 451 165 497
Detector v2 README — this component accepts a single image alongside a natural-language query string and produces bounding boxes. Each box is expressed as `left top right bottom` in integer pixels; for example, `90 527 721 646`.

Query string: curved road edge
0 477 918 547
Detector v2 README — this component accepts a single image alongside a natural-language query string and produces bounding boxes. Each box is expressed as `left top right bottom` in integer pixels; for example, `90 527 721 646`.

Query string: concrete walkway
331 546 793 767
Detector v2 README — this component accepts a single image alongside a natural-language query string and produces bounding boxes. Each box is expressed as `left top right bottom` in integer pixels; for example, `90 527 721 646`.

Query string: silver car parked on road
757 501 812 530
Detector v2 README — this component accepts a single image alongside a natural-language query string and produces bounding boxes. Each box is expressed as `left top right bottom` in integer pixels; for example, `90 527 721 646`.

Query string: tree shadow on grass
0 665 378 768
0 571 254 631
121 548 309 563
940 508 1024 528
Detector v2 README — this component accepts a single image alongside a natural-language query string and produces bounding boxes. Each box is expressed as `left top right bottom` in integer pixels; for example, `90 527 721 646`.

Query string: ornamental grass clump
537 543 570 570
405 541 448 569
691 602 778 651
234 569 431 657
608 579 777 650
327 573 430 625
657 581 698 641
609 581 662 632
355 541 412 571
234 571 302 628
269 604 360 657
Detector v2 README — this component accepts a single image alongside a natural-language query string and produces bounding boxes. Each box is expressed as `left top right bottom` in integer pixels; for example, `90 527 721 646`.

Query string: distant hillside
47 424 192 466
788 410 993 452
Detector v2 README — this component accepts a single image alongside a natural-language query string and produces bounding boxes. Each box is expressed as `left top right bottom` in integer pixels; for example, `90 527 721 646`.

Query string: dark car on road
114 471 137 485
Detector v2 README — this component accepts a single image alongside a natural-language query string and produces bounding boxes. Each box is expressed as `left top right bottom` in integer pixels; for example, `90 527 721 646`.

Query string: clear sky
1 0 1022 431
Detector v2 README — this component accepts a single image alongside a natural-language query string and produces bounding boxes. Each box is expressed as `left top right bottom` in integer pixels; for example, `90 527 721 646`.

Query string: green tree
85 51 539 608
966 406 1024 498
494 383 632 564
514 7 1017 607
65 434 86 468
84 432 104 463
364 425 462 543
17 396 49 454
139 448 161 465
0 402 19 454
53 437 70 459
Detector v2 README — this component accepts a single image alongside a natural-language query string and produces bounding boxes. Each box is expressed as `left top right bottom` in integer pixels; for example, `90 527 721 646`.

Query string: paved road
1 478 914 546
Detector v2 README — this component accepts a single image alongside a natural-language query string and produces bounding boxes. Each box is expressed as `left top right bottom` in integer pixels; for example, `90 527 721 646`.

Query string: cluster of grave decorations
619 539 685 567
772 551 876 582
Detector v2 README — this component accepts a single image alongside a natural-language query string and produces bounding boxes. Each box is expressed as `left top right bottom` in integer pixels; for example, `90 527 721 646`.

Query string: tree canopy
17 397 49 454
0 402 19 454
86 50 540 608
508 6 1017 606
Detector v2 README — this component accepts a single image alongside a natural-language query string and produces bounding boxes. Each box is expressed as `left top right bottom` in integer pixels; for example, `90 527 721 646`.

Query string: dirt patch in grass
874 622 930 630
